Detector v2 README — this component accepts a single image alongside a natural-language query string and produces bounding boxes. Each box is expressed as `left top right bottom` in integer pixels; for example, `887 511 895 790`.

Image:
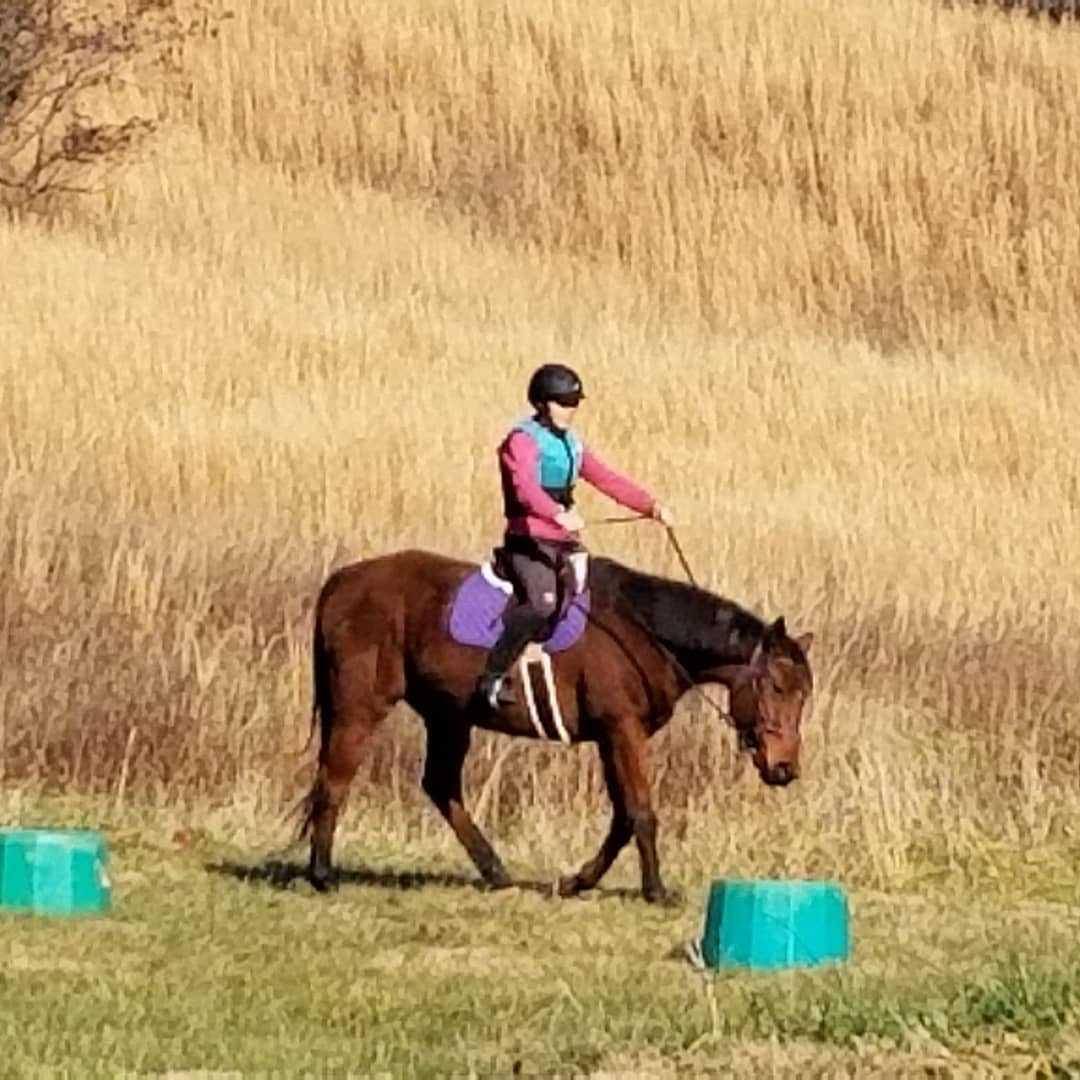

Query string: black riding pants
483 537 577 678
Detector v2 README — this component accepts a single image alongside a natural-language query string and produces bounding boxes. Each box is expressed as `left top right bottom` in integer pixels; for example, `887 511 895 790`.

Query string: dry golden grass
2 0 1080 893
185 0 1080 347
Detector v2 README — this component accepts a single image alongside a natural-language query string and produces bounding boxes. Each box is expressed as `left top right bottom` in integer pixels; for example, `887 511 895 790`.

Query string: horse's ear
748 641 768 675
794 631 813 654
767 616 786 642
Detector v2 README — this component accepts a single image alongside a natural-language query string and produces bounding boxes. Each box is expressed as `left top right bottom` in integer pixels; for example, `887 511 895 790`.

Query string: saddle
447 552 590 744
446 556 590 654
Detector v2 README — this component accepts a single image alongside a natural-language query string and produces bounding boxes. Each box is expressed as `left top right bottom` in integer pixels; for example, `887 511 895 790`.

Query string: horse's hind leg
421 720 512 889
305 651 397 892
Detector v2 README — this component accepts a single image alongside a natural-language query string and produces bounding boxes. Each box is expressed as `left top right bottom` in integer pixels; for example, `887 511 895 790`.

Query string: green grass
2 797 1080 1077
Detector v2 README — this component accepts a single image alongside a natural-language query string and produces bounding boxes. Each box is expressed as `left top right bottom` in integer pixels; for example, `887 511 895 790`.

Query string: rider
477 363 674 709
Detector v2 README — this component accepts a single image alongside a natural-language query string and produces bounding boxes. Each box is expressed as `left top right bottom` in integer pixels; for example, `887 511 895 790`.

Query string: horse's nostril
768 762 794 786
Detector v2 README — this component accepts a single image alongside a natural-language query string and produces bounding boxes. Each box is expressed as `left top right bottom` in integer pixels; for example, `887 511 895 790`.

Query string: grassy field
1 794 1079 1077
4 0 1080 1073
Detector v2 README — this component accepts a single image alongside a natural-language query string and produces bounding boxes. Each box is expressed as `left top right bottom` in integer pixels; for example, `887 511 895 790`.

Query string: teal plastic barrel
701 878 849 970
0 829 111 916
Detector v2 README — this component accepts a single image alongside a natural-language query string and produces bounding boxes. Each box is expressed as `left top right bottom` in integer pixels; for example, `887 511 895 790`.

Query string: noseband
732 673 766 750
734 671 798 751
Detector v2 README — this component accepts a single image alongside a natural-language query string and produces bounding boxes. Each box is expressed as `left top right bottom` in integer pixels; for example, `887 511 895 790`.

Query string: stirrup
479 674 515 709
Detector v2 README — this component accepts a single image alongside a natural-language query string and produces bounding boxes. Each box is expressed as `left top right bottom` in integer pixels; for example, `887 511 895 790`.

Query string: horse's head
725 617 813 787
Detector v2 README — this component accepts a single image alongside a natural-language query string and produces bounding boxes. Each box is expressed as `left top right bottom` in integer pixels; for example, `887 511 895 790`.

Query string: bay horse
299 549 813 904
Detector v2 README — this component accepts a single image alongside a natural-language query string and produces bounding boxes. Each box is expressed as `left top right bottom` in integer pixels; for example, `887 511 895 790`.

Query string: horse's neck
591 558 764 677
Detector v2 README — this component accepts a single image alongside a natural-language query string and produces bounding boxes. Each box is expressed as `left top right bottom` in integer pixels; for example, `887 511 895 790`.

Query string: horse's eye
770 679 784 695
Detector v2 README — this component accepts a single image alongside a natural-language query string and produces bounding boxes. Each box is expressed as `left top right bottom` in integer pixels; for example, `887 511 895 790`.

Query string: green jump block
0 829 111 916
701 878 849 970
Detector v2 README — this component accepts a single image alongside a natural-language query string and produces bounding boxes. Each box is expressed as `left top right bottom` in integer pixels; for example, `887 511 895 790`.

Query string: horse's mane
589 557 766 669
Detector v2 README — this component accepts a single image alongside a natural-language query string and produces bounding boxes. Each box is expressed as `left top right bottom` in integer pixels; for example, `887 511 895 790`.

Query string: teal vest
514 416 583 507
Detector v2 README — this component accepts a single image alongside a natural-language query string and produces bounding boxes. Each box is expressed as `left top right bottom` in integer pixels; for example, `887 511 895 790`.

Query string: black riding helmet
527 363 586 408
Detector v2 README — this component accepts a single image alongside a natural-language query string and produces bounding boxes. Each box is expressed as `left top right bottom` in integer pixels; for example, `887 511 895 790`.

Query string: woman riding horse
299 365 814 903
478 363 674 709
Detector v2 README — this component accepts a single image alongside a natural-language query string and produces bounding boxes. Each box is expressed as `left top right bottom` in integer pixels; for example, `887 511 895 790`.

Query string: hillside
2 0 1079 909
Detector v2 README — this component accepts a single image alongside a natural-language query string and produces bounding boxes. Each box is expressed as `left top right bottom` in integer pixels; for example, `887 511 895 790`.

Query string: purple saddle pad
447 565 590 653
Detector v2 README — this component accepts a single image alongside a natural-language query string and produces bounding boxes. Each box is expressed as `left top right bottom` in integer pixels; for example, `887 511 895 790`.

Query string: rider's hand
555 508 585 533
651 502 675 527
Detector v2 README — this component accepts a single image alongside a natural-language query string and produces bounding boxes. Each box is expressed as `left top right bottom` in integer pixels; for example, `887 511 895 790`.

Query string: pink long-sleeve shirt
499 428 656 542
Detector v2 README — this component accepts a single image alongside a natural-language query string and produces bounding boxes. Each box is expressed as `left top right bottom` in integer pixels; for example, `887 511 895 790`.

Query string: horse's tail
295 609 333 842
297 613 328 757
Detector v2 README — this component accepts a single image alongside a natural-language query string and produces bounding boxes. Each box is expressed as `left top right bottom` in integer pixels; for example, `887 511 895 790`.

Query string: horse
298 548 814 904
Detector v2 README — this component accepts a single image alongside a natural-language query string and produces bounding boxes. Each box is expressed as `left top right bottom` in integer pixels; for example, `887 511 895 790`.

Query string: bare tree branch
0 0 212 212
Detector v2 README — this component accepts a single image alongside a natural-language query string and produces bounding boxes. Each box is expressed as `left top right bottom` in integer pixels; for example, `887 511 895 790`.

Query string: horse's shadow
205 857 644 902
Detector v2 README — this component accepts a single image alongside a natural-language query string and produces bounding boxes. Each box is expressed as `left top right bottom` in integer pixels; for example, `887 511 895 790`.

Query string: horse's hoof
483 873 515 892
556 874 582 898
644 886 683 908
308 869 338 894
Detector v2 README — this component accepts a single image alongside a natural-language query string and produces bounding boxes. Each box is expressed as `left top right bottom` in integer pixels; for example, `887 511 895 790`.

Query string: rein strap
584 517 735 728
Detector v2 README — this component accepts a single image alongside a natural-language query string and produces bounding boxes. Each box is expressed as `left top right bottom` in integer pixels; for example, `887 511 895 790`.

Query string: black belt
501 532 579 566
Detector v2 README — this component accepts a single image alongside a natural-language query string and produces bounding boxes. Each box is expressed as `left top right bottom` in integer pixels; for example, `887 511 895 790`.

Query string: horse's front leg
614 724 677 905
562 723 678 905
558 740 632 897
421 719 513 889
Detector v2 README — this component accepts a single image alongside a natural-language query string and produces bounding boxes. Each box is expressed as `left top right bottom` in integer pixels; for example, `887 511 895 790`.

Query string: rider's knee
531 588 559 619
527 583 561 617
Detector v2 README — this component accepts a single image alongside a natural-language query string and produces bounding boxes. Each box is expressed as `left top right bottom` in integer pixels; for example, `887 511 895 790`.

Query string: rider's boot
476 608 547 709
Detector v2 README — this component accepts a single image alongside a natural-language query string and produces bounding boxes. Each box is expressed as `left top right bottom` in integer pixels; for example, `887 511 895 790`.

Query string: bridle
586 519 810 749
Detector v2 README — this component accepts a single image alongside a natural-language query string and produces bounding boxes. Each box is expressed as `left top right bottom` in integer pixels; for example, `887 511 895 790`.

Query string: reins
583 516 736 729
662 524 698 587
583 515 697 584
